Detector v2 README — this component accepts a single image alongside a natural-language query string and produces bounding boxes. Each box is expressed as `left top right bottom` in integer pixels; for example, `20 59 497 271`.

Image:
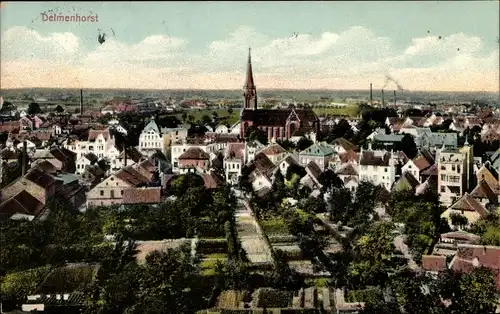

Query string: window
449 175 460 183
441 186 445 192
100 190 104 196
441 174 446 181
441 165 446 170
110 190 115 198
121 190 124 195
384 168 388 172
457 165 461 173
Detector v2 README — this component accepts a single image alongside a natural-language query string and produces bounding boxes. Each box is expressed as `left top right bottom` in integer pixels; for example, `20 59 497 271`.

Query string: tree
201 114 212 125
296 136 313 151
27 102 41 115
398 134 418 159
0 101 15 113
54 105 64 113
318 169 343 193
181 112 188 123
450 212 469 229
245 125 268 145
227 107 233 114
437 267 500 314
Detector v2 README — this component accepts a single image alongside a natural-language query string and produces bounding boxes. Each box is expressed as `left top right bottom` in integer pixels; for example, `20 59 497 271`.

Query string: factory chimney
80 89 83 115
369 83 373 106
393 90 397 106
381 90 385 107
21 140 27 176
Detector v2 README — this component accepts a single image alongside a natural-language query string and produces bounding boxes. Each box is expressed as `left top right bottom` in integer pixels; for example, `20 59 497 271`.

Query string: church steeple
243 48 257 110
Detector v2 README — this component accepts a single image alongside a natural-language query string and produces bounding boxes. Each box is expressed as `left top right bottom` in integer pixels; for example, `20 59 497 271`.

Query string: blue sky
1 1 499 91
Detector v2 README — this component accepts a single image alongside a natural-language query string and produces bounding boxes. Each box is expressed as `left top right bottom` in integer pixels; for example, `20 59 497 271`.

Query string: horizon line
1 87 499 94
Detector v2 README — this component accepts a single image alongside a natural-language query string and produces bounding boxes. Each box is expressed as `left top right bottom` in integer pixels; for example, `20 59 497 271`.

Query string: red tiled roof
451 244 500 289
226 142 245 159
260 143 287 156
25 167 57 189
178 147 210 160
339 150 358 163
203 171 224 190
88 129 111 141
332 137 357 151
413 156 431 171
422 255 447 272
122 187 161 205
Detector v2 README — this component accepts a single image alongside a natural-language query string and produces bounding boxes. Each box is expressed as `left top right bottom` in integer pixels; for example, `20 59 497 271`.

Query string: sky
1 1 499 92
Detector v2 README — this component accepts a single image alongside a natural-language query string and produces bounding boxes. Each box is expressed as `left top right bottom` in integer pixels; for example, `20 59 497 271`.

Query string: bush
346 288 383 303
198 239 228 255
0 266 53 299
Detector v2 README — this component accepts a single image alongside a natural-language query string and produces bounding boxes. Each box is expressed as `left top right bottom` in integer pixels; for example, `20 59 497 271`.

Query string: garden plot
235 204 273 266
135 239 191 264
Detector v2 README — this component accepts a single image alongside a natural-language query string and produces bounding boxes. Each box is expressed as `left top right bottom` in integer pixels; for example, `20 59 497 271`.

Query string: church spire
243 47 257 110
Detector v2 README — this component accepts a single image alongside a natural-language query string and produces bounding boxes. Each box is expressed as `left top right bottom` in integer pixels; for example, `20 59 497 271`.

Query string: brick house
178 147 210 174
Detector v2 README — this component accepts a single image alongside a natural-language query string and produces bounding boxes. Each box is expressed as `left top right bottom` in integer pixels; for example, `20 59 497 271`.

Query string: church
239 49 320 141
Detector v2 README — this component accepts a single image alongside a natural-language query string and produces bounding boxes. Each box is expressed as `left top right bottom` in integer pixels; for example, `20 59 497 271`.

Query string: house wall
438 151 467 206
86 175 131 207
224 159 243 184
76 157 92 175
252 174 272 192
359 164 395 190
171 144 211 173
402 160 420 182
441 208 481 229
299 155 332 172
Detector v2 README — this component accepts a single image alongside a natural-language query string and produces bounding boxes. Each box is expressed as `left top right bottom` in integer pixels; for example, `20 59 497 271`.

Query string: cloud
1 25 498 91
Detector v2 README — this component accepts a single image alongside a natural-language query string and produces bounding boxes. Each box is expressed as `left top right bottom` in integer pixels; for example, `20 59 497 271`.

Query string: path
235 199 274 266
394 235 419 270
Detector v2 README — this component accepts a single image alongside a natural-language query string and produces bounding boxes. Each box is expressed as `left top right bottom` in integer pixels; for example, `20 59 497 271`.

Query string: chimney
21 140 27 176
393 90 396 106
370 83 373 105
80 89 83 115
123 144 127 167
381 90 385 107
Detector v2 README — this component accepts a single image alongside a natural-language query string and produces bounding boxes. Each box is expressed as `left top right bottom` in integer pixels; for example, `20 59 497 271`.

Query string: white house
138 119 164 157
63 128 117 161
76 152 99 175
215 124 230 134
358 145 398 190
171 142 214 173
224 142 246 185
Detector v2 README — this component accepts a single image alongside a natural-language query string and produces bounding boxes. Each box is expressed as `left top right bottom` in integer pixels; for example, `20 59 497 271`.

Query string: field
312 105 360 117
173 109 240 125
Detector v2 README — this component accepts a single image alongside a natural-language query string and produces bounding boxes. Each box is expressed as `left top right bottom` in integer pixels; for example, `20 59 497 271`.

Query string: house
437 146 474 206
330 137 357 154
276 154 299 177
421 255 448 275
81 164 105 188
246 140 266 162
0 190 45 221
75 153 98 175
450 244 500 289
178 147 210 174
202 170 225 190
259 143 287 164
441 193 489 229
299 142 335 172
358 146 398 191
86 164 154 208
122 187 162 206
215 124 230 133
434 230 482 256
63 128 116 161
171 142 213 173
392 171 420 193
247 153 276 195
335 163 358 191
401 151 434 183
138 118 165 157
111 147 145 172
299 161 323 191
224 142 246 185
418 132 458 150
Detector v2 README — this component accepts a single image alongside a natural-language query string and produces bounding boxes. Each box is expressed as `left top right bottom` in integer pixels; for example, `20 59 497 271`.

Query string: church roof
241 108 318 127
244 48 255 89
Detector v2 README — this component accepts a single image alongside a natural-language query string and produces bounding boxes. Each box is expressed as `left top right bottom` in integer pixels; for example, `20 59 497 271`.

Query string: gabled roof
331 137 357 151
336 163 358 176
412 155 432 171
475 164 500 193
225 142 246 159
115 166 150 186
178 147 210 160
451 244 500 289
305 160 322 180
470 179 497 201
338 150 358 163
422 255 447 272
25 167 58 189
83 152 98 163
393 171 420 192
260 143 287 156
0 190 45 218
122 187 161 205
441 231 481 243
203 171 224 189
252 152 275 173
118 147 144 162
32 160 58 174
300 142 335 157
448 193 488 217
359 150 391 166
88 129 111 141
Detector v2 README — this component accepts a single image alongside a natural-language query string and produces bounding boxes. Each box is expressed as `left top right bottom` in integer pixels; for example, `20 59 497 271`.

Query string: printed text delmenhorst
41 13 99 23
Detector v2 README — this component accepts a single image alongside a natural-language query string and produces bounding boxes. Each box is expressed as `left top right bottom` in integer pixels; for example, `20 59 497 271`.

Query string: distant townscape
0 51 499 314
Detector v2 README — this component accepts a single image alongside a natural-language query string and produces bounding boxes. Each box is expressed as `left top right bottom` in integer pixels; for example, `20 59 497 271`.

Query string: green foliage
285 164 306 181
245 125 268 145
470 214 500 246
0 266 52 299
346 288 383 303
296 137 314 151
260 218 289 235
398 134 418 159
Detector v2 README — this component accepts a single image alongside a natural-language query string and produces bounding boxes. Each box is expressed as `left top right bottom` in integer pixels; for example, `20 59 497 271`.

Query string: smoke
382 74 405 91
